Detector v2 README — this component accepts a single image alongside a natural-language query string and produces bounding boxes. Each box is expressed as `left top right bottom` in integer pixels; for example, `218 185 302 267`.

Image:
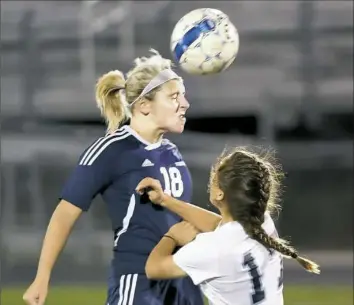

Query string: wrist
35 269 51 284
163 234 177 243
160 193 170 207
165 228 177 240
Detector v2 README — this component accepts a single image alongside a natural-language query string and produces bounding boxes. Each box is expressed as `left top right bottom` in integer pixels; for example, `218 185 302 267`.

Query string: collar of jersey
122 125 162 150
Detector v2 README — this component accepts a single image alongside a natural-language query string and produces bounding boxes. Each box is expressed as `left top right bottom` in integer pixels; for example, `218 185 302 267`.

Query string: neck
129 117 164 144
219 208 235 225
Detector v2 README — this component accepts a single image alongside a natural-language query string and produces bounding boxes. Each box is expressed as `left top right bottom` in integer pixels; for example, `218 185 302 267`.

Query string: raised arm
136 177 221 232
161 195 221 232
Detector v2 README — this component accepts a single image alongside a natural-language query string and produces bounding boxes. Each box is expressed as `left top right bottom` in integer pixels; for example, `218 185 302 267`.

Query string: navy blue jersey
61 125 203 305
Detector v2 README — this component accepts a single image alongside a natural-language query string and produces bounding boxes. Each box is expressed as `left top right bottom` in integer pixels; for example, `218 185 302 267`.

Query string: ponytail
95 70 128 133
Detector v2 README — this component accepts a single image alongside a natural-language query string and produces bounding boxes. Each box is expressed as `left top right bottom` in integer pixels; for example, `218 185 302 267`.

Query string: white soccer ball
170 8 239 75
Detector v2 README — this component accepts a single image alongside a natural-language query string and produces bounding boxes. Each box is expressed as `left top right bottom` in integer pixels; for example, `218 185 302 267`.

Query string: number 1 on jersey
160 166 184 197
243 253 266 304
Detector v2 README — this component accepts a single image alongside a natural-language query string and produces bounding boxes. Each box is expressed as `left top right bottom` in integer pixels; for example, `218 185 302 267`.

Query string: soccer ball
170 8 239 75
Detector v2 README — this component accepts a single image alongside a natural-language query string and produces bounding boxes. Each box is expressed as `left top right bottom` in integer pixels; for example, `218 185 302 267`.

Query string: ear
216 189 224 201
137 99 151 116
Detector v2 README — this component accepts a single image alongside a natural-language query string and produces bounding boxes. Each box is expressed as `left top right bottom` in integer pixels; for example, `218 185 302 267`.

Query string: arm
23 200 83 305
26 140 115 281
145 222 220 284
36 152 111 281
161 194 221 232
145 221 198 280
145 236 187 280
24 139 119 305
35 200 82 282
136 178 221 232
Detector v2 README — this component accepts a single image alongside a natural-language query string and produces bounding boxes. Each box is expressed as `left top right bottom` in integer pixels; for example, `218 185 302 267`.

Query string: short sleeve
173 234 222 285
60 137 123 211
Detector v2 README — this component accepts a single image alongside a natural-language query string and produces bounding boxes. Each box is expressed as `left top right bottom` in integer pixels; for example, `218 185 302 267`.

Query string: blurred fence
1 1 353 285
1 1 352 124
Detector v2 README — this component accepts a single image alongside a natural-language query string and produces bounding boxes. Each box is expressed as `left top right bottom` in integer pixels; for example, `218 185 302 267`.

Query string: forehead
160 79 185 94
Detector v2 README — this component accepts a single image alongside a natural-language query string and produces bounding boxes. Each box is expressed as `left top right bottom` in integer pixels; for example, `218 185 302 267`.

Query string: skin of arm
145 235 187 280
161 194 221 232
35 200 82 283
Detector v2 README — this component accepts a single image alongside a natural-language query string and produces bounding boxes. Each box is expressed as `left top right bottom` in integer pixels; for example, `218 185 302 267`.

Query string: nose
179 95 190 110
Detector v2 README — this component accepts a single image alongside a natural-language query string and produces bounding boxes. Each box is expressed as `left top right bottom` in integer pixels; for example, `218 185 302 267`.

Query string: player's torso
100 129 193 274
199 221 284 305
114 139 193 238
101 129 203 304
223 245 283 305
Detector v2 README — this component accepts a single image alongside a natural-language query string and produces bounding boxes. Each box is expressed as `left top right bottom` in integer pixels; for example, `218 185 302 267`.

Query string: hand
167 221 199 246
136 178 166 205
23 279 48 305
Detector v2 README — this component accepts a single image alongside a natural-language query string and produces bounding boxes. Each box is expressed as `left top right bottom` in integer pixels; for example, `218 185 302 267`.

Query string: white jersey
173 213 284 305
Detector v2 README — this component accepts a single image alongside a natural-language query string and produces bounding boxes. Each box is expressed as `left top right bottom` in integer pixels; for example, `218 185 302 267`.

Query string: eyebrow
169 91 180 97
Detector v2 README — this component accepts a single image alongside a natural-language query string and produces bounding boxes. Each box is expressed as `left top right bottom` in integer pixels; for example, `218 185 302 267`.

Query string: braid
256 162 271 203
251 226 297 258
255 160 271 215
215 147 320 275
250 225 320 274
244 160 319 274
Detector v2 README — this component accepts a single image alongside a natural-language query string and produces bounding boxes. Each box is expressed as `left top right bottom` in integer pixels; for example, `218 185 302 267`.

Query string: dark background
1 0 353 288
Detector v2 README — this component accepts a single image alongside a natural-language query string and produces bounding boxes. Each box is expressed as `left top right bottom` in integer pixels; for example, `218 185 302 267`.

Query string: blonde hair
95 49 173 133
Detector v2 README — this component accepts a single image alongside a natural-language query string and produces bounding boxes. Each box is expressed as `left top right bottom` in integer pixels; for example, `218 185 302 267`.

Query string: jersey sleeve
60 137 123 211
173 234 222 285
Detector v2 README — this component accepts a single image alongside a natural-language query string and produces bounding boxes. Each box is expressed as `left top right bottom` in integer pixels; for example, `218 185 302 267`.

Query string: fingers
136 178 159 194
185 224 199 235
23 295 37 305
180 221 195 228
23 294 45 305
136 178 152 194
23 296 35 305
178 221 198 232
37 296 46 305
22 294 30 304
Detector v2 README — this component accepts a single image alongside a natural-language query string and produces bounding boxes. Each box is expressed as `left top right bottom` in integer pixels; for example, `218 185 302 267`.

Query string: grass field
2 285 353 305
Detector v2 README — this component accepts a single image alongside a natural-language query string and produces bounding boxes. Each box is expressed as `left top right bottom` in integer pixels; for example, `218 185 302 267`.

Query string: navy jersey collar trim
121 126 162 150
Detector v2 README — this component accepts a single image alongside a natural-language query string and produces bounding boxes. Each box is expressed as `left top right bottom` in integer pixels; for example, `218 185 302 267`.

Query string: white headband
129 69 183 107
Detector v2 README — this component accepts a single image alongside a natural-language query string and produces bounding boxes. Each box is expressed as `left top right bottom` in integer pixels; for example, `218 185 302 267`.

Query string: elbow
145 258 167 280
145 262 158 280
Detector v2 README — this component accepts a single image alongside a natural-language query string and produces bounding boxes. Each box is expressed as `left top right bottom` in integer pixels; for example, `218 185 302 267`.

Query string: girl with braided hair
136 147 320 305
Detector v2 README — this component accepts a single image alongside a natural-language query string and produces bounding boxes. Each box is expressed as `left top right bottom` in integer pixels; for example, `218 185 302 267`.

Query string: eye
171 94 179 102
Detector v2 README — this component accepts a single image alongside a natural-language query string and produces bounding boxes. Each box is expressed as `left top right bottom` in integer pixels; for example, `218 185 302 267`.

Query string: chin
167 125 185 134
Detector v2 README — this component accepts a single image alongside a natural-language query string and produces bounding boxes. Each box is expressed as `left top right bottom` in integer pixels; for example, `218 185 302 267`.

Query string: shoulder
191 231 225 254
162 138 184 160
162 137 176 146
175 231 223 263
79 128 132 166
161 138 178 150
